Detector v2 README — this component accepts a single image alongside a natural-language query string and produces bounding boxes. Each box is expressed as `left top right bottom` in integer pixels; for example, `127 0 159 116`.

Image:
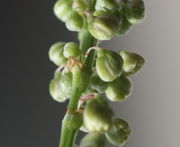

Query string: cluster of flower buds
49 42 144 146
78 94 131 147
49 0 145 146
54 0 145 39
49 41 81 66
77 47 143 146
49 41 83 102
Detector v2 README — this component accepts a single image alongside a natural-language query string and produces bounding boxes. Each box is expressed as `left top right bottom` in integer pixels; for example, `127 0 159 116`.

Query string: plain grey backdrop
0 0 180 147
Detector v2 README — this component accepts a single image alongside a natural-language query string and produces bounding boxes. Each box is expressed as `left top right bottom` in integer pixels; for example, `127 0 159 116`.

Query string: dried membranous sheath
49 0 145 147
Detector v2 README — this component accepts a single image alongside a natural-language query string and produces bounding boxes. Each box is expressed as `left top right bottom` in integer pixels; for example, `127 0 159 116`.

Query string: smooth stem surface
59 30 97 147
59 124 78 147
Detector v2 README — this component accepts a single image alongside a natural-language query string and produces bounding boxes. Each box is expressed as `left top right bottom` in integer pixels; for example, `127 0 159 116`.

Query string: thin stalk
59 30 97 147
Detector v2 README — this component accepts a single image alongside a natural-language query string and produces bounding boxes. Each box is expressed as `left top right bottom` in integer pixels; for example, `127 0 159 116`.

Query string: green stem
59 30 97 147
59 124 78 147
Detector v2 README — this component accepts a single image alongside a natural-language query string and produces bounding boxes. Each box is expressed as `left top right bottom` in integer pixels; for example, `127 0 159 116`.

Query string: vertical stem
59 124 78 147
59 30 97 147
59 112 82 147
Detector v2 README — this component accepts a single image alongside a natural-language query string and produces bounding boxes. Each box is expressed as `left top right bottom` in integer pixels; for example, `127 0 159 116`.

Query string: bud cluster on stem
48 0 145 147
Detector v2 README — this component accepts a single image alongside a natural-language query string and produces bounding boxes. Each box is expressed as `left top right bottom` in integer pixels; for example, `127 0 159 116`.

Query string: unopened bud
105 118 131 146
83 96 113 132
49 71 72 102
88 14 120 40
80 132 106 147
95 0 117 11
66 11 84 32
105 76 131 102
54 0 73 22
120 50 145 76
63 42 81 58
96 49 123 82
49 42 67 66
73 0 89 15
126 0 145 24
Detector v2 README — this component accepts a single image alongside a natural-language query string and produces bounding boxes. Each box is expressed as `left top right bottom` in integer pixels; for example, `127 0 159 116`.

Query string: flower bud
118 16 132 35
73 0 89 15
49 42 67 66
90 74 108 93
59 71 72 97
66 11 84 32
115 2 132 35
83 96 113 132
49 71 72 102
105 118 131 146
88 14 120 40
105 76 131 102
126 0 145 24
63 42 81 58
96 49 123 82
120 50 145 76
54 0 73 22
80 132 106 147
95 0 117 11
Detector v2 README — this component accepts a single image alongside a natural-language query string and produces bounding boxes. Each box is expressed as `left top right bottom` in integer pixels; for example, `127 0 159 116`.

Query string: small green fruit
49 42 67 66
115 2 132 35
73 0 89 15
80 132 106 147
90 74 108 93
54 0 73 22
118 16 132 35
105 76 131 102
105 118 131 146
49 71 72 102
88 14 120 40
126 0 145 24
120 50 145 76
59 72 72 97
63 42 81 58
96 49 123 82
83 96 113 132
66 11 84 32
95 0 117 11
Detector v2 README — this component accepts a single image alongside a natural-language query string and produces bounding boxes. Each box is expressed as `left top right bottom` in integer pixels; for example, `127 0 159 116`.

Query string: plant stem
59 124 78 147
59 30 97 147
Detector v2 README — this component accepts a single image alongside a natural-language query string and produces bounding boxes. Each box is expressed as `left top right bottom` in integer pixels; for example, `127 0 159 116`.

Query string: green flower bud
63 42 81 58
49 71 72 102
126 0 145 24
105 118 131 146
80 132 106 147
73 0 89 15
49 42 67 66
88 14 120 40
118 16 132 35
90 74 108 93
59 71 72 97
93 9 117 17
120 50 145 76
95 0 117 11
115 2 132 35
96 49 123 82
83 96 113 132
105 76 131 102
54 0 73 22
65 11 84 32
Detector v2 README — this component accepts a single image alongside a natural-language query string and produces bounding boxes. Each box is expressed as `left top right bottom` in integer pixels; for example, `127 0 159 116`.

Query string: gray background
1 0 180 147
